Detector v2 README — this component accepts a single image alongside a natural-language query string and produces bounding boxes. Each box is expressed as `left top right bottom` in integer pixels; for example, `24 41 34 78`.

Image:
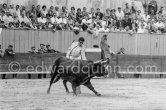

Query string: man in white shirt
155 19 165 29
66 37 87 94
50 13 59 24
142 11 150 22
58 14 67 24
116 7 124 21
19 13 30 24
37 14 47 24
4 12 13 25
137 23 145 33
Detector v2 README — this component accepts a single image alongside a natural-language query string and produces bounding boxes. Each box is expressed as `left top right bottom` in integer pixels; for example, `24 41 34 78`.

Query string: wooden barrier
1 29 166 55
1 53 166 79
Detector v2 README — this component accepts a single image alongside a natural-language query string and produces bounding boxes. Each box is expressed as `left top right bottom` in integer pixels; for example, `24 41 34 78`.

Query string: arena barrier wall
0 53 166 79
1 29 166 56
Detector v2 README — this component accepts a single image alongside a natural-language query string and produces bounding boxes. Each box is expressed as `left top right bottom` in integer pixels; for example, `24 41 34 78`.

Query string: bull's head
92 59 109 77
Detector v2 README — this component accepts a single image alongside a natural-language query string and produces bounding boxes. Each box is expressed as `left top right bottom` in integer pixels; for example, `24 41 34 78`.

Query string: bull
47 56 109 96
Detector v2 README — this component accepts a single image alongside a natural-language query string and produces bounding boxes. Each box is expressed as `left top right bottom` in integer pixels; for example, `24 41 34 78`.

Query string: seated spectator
95 8 103 20
19 13 30 24
28 46 38 54
116 7 124 21
142 11 150 22
46 44 60 53
101 25 110 32
68 7 76 21
12 13 19 24
41 5 47 17
9 4 15 16
38 44 47 53
117 48 125 54
55 6 59 17
88 8 95 19
137 23 145 33
2 3 8 13
82 7 88 17
50 13 59 25
67 15 74 30
4 12 13 25
105 9 111 18
123 3 131 16
37 14 47 29
0 44 4 57
58 14 67 30
4 45 15 56
76 8 83 24
81 15 89 31
0 10 7 24
36 5 42 18
15 5 21 18
93 24 102 36
61 6 68 17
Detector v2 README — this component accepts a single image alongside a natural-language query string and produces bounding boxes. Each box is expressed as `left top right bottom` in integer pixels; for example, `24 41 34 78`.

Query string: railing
0 53 166 79
0 29 166 55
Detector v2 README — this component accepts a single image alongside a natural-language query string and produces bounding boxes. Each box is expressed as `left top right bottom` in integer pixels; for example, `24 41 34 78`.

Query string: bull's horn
101 59 109 64
93 60 102 64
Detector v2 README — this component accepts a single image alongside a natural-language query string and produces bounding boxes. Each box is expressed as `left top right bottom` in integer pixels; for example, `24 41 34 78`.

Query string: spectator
41 5 47 17
28 46 38 54
68 7 76 21
46 44 60 53
9 4 15 16
82 7 88 17
36 5 42 18
55 6 59 17
76 8 83 24
95 8 103 20
117 48 125 54
37 14 47 29
116 7 124 21
81 15 89 31
88 8 95 19
4 45 15 56
124 3 131 16
38 44 47 53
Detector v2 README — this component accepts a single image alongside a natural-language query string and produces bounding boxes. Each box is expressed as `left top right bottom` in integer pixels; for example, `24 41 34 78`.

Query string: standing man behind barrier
66 37 87 94
100 35 123 78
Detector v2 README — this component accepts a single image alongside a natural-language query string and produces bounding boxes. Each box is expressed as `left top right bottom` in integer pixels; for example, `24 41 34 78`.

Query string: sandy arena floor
1 78 166 110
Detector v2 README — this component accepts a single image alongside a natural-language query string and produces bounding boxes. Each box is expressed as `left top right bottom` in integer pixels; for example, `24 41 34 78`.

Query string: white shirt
101 20 107 27
66 42 87 60
100 28 110 32
37 17 47 24
50 17 59 24
155 22 165 28
41 10 47 16
142 14 150 22
116 11 124 20
137 28 145 33
19 16 30 23
58 18 67 24
82 19 89 24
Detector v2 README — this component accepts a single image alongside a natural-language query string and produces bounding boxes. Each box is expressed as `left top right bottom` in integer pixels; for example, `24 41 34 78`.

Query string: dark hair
46 45 50 47
8 45 13 47
42 5 46 9
71 7 75 10
77 8 81 11
103 34 107 38
78 37 85 42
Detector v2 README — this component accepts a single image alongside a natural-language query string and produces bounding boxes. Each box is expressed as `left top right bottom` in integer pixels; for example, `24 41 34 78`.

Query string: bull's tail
47 57 62 94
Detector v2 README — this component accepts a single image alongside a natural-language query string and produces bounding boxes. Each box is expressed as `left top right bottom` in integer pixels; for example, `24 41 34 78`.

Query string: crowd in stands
0 3 166 34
